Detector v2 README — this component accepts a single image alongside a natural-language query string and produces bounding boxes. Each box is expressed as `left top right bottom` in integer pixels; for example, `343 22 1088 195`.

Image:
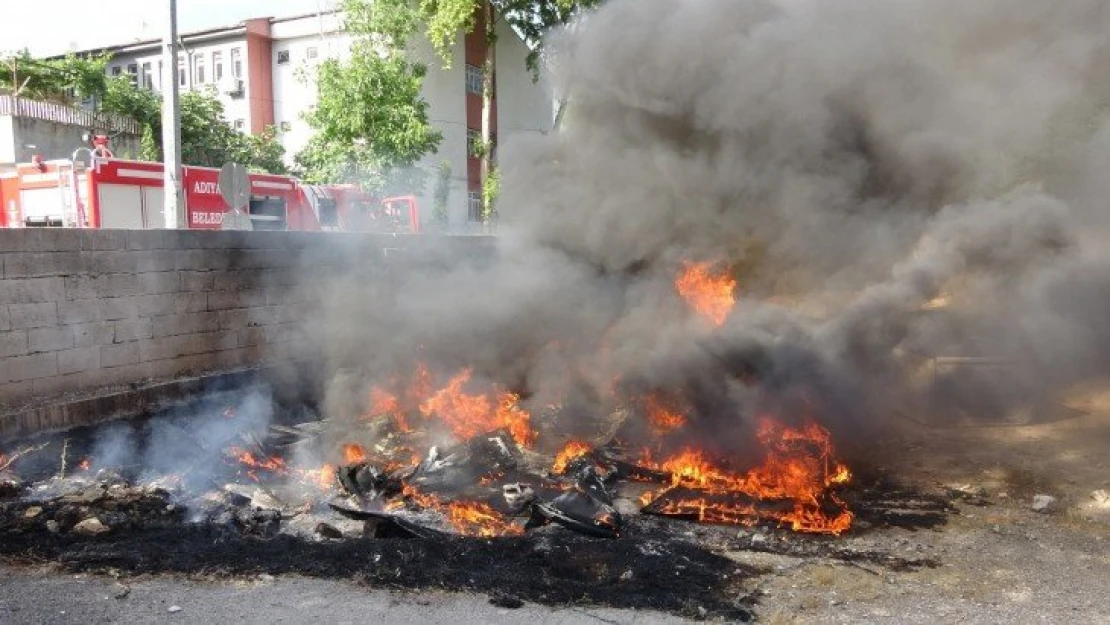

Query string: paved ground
0 566 689 625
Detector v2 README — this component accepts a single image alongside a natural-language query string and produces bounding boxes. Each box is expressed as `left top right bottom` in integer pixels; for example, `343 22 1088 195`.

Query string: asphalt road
0 566 690 625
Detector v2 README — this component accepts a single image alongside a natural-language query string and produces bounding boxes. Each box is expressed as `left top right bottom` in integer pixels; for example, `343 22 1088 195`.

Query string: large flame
675 261 737 326
418 369 537 448
640 416 853 534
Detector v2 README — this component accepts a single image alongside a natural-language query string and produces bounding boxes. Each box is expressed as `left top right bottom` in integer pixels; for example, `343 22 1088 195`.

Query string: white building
68 8 553 228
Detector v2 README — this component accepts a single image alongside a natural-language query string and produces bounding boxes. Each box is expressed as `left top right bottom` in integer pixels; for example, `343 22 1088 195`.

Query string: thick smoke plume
324 0 1110 458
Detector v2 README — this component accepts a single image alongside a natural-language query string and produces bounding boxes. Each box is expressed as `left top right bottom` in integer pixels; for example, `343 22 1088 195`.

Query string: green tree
414 0 603 221
295 0 442 190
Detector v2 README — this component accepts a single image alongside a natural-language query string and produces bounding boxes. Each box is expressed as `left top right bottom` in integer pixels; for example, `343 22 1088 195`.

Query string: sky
1 0 338 56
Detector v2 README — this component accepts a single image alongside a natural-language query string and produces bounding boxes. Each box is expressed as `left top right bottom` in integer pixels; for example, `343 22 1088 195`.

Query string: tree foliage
296 0 442 190
1 50 286 173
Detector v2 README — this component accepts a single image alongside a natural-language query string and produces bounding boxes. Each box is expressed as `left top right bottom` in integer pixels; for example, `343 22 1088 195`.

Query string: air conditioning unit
224 79 245 97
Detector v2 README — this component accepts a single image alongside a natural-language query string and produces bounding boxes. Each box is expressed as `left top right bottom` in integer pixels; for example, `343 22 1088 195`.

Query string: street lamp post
162 0 184 228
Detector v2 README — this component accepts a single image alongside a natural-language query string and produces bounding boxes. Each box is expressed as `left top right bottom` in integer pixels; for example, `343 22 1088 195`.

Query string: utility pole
162 0 184 228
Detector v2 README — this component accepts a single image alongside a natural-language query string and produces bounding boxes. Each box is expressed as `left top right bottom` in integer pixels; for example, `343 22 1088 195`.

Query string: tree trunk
480 0 496 222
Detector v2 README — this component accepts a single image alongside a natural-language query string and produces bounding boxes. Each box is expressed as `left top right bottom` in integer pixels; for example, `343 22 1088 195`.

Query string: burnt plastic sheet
327 503 444 539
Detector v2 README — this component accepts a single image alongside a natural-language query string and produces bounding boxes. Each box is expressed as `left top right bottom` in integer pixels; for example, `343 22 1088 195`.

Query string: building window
465 64 483 95
177 60 186 87
306 46 318 60
466 129 482 157
276 50 290 64
111 66 122 76
126 64 139 88
234 119 245 131
195 55 206 84
279 121 292 132
213 51 223 82
231 48 243 78
141 62 153 90
467 191 482 222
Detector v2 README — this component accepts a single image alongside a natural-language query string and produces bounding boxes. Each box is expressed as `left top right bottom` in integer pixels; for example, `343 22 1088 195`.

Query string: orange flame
644 396 687 435
387 483 523 536
366 387 412 432
419 369 537 448
552 440 592 474
641 417 853 534
297 464 336 490
77 458 92 472
342 443 369 465
675 261 737 326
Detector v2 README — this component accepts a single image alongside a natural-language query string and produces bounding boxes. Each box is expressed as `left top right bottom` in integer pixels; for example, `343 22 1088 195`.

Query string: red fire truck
0 155 420 233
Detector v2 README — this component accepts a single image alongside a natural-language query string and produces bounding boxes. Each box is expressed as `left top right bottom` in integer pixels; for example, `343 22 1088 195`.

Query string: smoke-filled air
319 0 1110 481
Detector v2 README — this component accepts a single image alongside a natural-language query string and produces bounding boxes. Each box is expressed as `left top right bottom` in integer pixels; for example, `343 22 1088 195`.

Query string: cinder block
238 327 267 347
135 251 176 273
145 351 222 380
126 229 175 250
106 273 143 297
151 312 221 337
22 229 80 252
28 326 74 353
1 277 67 304
80 229 129 251
58 346 101 375
0 381 34 406
140 271 180 294
207 289 267 311
0 331 28 358
84 251 139 274
179 271 215 292
65 274 108 301
58 299 106 324
0 307 8 332
135 293 179 317
71 322 115 347
100 341 140 367
217 309 248 330
3 352 58 382
8 302 58 329
114 318 154 343
3 252 83 278
103 296 140 320
177 292 208 313
175 249 231 271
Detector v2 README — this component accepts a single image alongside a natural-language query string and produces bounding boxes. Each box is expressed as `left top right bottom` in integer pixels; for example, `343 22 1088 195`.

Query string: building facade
71 10 553 228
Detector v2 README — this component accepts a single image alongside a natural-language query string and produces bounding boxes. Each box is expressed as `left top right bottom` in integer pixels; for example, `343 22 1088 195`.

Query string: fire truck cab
0 156 422 234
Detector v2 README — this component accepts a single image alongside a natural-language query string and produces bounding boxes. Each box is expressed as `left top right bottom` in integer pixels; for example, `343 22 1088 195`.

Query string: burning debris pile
0 262 878 547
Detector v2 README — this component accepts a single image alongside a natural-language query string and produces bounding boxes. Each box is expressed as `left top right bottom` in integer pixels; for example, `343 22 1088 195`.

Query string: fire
446 501 524 537
675 260 737 326
295 464 337 490
342 443 369 465
77 458 92 472
641 417 853 535
366 387 412 432
228 447 289 482
643 396 686 434
418 369 537 448
388 484 523 537
552 440 592 474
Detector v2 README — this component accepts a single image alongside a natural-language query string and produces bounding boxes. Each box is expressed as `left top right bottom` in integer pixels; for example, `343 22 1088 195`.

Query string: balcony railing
0 95 141 135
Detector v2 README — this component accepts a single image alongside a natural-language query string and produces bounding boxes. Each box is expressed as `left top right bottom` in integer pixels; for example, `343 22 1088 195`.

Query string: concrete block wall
0 229 488 414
